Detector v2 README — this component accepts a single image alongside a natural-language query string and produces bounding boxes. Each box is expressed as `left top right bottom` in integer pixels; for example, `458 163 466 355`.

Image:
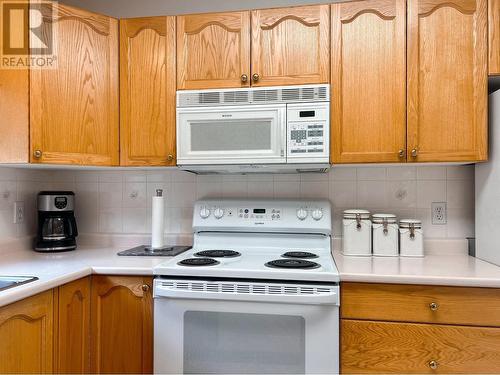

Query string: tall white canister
399 219 424 257
342 210 371 256
372 214 399 257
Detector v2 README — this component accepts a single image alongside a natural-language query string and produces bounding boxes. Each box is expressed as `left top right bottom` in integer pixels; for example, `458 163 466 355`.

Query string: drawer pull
429 302 439 311
429 360 438 370
142 284 150 292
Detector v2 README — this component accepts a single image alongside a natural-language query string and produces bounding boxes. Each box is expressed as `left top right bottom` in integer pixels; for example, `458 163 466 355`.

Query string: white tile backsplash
0 165 476 241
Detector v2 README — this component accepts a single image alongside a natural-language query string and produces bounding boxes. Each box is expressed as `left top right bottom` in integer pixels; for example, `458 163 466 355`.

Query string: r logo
1 0 57 68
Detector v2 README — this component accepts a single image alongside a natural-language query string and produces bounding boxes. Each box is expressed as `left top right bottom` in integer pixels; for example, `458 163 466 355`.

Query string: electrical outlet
13 201 24 224
432 202 447 225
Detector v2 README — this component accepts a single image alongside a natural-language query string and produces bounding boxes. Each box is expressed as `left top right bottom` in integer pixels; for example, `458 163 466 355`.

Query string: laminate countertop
332 246 500 288
0 235 189 308
2 237 500 308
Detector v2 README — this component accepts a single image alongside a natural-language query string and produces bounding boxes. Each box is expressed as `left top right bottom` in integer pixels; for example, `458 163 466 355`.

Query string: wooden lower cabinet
341 282 500 327
342 319 500 374
90 275 153 374
341 282 500 374
55 277 91 374
0 290 54 374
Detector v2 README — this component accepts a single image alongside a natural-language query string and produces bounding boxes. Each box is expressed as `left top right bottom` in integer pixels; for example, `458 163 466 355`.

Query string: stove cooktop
154 245 339 283
154 199 339 283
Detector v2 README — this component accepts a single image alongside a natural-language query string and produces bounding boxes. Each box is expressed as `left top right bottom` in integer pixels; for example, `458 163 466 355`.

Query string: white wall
0 168 52 240
0 165 474 240
0 166 474 238
59 0 335 17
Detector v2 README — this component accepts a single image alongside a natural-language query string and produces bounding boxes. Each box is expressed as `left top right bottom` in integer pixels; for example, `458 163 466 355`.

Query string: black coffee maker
34 191 78 252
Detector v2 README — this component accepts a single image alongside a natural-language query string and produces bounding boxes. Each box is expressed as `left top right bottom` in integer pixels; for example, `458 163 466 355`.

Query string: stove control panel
194 199 331 235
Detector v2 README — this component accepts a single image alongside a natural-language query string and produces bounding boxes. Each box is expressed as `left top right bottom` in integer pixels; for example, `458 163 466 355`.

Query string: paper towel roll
151 189 165 249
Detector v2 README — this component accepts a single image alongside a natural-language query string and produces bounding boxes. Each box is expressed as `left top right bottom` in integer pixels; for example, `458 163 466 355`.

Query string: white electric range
153 199 340 375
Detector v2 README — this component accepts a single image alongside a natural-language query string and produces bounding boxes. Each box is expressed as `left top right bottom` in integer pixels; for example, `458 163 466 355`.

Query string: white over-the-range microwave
176 84 330 174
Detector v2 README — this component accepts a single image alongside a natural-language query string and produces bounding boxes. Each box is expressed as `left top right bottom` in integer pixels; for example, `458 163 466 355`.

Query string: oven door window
183 311 305 374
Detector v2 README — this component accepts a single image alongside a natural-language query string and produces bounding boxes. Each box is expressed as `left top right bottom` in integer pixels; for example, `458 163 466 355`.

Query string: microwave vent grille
177 84 329 107
223 91 249 104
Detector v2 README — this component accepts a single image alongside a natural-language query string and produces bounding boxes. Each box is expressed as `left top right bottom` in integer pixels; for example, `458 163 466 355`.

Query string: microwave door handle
154 285 339 305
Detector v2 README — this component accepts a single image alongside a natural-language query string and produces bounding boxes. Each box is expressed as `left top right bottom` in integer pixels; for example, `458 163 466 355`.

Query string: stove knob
297 208 308 221
214 208 225 219
199 207 211 219
312 209 323 221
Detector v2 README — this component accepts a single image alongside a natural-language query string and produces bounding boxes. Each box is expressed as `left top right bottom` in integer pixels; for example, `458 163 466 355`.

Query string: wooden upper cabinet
90 275 153 374
177 11 250 89
251 5 330 86
331 0 406 163
120 17 177 166
55 277 91 374
30 3 119 166
490 0 500 74
0 0 29 164
0 291 54 374
407 0 488 162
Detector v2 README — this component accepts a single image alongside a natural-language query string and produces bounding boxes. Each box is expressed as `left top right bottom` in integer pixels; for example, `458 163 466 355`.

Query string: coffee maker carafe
34 191 78 252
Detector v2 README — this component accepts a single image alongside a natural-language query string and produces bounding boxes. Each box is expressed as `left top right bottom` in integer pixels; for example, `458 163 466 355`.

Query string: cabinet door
120 17 176 166
251 5 330 86
55 277 91 374
30 3 119 166
407 0 488 162
341 319 500 373
177 11 250 89
331 0 406 163
90 275 153 374
490 0 500 74
0 291 54 373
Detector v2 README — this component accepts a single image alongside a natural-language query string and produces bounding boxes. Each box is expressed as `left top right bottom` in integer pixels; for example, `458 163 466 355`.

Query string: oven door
177 104 287 165
154 279 339 374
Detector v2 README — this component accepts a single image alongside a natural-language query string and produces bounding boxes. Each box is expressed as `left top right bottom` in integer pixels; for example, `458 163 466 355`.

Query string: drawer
341 319 500 374
341 282 500 327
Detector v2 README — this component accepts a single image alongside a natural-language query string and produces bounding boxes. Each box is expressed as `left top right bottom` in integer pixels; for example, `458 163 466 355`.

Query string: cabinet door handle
252 73 260 82
429 302 439 311
33 150 42 159
241 74 248 83
142 284 150 292
411 148 418 158
398 149 405 158
167 154 174 162
429 360 438 370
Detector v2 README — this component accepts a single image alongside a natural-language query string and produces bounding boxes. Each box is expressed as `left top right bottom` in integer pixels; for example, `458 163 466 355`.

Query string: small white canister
342 209 372 256
399 219 424 257
372 214 399 257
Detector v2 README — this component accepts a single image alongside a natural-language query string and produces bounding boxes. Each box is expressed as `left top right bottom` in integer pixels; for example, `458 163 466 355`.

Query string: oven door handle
154 285 339 305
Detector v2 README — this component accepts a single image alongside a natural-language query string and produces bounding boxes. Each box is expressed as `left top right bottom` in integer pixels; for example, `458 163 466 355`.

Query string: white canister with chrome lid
342 209 371 256
399 219 424 257
372 214 399 257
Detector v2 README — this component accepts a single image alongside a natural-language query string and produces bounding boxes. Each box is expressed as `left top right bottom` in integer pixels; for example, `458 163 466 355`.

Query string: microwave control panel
287 103 329 161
